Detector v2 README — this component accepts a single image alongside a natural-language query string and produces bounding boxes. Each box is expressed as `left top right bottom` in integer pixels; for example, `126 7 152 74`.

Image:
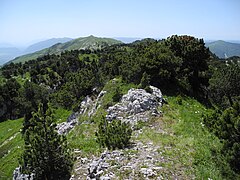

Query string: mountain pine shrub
96 116 132 150
203 102 240 173
20 103 73 180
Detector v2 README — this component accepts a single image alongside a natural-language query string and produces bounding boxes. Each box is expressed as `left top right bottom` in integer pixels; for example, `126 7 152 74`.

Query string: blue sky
0 0 240 46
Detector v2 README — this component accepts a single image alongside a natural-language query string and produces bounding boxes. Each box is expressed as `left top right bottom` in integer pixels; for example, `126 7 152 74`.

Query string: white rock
140 168 156 177
106 86 163 126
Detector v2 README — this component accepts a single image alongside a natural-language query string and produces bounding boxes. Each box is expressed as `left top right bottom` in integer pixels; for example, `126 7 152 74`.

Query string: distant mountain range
1 37 240 65
0 38 72 65
206 40 240 59
8 36 122 64
24 37 72 54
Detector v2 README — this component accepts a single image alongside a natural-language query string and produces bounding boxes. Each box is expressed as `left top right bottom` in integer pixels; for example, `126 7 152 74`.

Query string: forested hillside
0 35 239 179
206 40 240 58
0 38 73 66
9 36 122 64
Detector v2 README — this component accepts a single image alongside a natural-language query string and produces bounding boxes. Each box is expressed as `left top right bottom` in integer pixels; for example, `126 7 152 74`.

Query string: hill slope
10 36 122 64
206 40 240 58
0 38 73 65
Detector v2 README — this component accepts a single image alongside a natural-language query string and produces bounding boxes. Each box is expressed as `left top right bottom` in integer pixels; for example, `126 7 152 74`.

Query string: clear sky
1 0 240 46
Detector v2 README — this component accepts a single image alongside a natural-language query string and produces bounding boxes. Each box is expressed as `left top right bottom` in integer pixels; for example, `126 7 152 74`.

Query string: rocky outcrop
57 90 107 134
57 85 163 134
56 112 79 135
88 90 107 117
70 86 165 179
56 96 92 135
106 86 163 126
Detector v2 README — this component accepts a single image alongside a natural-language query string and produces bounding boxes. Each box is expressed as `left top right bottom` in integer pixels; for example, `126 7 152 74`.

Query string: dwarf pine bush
96 117 132 150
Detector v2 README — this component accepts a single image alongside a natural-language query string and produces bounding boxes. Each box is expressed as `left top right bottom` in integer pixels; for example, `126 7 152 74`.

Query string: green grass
53 108 72 123
0 72 30 87
11 36 122 64
14 72 31 86
0 118 23 179
66 81 227 178
0 107 72 179
206 40 240 58
135 96 230 179
168 96 223 179
0 75 6 84
0 119 23 145
67 121 101 156
102 77 136 107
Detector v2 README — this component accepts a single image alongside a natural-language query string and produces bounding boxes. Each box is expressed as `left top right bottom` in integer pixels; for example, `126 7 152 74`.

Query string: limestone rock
57 90 106 135
73 139 165 179
140 168 156 177
106 86 163 125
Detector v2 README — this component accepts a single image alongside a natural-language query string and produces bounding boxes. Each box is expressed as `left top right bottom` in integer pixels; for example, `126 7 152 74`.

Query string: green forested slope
9 36 122 64
206 40 240 58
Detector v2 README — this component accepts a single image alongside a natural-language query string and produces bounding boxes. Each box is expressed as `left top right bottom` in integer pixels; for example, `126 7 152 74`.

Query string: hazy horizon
2 36 240 49
1 0 240 46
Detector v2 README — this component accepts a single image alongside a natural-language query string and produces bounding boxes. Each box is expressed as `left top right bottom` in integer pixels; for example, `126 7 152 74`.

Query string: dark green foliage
96 117 132 150
112 86 122 103
0 78 21 120
165 35 210 95
138 72 150 89
21 81 50 120
209 61 240 107
21 103 73 180
0 78 50 122
203 102 240 173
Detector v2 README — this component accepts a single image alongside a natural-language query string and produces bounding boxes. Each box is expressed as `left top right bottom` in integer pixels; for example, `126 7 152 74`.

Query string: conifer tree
21 103 73 180
96 116 132 150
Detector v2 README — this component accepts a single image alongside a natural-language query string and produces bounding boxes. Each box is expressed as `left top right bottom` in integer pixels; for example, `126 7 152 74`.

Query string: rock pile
106 86 163 125
72 138 166 179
